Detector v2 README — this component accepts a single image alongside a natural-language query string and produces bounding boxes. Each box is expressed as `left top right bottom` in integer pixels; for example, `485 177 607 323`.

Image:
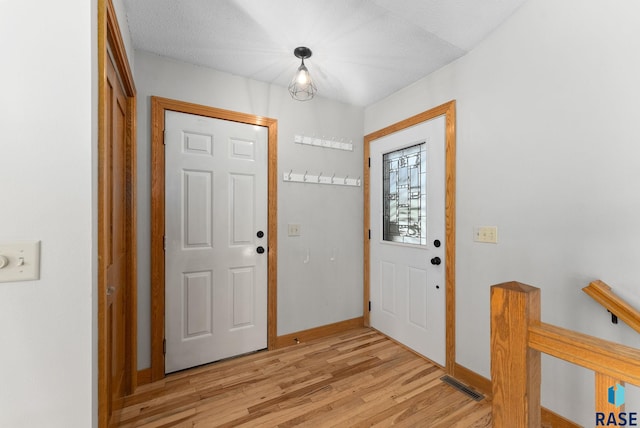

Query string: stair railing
491 281 640 427
582 279 640 334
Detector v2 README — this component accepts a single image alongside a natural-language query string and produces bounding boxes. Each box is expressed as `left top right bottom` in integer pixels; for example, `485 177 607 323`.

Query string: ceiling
122 0 527 106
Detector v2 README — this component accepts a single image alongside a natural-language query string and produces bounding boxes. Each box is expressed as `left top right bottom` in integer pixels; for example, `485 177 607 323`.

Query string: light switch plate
474 226 498 244
0 241 41 282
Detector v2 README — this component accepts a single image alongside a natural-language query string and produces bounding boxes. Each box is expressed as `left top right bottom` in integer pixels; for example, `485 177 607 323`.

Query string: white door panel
165 111 268 373
370 115 446 366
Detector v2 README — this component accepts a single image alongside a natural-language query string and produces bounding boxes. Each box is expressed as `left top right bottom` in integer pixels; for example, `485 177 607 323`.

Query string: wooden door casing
98 0 137 426
150 97 278 382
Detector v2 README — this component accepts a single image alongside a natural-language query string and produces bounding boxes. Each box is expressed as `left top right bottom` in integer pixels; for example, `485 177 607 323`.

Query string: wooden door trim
150 97 278 382
363 100 456 373
98 0 137 426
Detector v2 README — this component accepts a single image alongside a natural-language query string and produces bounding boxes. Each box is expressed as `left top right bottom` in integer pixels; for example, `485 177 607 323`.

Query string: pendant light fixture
288 47 317 101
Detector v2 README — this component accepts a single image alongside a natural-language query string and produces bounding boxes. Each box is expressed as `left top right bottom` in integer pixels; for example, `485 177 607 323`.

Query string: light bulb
296 66 309 86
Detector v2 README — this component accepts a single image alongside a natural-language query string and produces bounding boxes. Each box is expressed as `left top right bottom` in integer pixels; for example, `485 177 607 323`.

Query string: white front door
369 115 446 366
164 110 268 373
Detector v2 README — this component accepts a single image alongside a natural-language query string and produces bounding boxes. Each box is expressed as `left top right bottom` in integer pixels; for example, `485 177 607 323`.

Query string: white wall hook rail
294 134 353 152
283 171 361 187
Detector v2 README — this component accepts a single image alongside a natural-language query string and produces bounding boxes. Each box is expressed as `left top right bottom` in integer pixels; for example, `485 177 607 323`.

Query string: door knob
256 246 265 254
430 257 441 265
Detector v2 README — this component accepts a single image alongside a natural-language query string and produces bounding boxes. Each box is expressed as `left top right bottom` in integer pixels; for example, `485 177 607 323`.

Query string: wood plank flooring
116 328 491 427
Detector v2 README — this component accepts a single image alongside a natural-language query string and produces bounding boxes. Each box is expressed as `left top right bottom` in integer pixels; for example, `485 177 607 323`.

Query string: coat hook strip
282 171 361 187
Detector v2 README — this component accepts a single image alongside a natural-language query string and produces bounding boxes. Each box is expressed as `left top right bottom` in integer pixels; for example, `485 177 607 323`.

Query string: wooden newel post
491 282 542 427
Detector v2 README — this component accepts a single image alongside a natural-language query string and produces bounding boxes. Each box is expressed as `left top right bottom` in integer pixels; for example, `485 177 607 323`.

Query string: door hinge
368 157 371 168
163 235 166 251
162 130 167 145
163 339 166 355
368 301 371 312
368 229 371 240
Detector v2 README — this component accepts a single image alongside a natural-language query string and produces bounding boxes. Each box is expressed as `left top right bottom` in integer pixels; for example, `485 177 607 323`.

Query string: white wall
365 0 640 424
0 1 96 427
133 51 364 368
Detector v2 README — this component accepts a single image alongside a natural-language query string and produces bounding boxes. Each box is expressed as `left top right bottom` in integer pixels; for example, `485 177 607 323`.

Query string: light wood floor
116 328 491 427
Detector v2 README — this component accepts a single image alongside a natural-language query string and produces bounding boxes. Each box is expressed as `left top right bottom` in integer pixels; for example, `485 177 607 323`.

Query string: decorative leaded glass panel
382 143 427 245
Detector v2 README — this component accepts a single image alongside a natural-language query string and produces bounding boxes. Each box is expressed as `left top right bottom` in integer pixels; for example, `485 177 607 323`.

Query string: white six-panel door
164 111 268 373
369 115 446 366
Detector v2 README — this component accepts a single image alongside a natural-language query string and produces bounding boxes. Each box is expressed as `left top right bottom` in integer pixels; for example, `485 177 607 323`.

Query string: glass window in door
382 142 427 246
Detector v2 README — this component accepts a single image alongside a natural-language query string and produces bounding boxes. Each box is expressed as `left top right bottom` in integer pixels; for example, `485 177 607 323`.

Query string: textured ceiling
122 0 526 106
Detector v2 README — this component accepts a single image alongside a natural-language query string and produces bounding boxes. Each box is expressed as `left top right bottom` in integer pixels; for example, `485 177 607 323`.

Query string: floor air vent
440 375 485 401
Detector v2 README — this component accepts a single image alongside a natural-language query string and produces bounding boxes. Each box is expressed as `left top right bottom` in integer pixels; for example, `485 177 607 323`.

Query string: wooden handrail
529 322 640 385
491 281 640 427
583 279 640 335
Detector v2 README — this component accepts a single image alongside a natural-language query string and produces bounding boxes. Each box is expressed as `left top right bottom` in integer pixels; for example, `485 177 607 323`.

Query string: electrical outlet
474 226 498 244
288 224 301 236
